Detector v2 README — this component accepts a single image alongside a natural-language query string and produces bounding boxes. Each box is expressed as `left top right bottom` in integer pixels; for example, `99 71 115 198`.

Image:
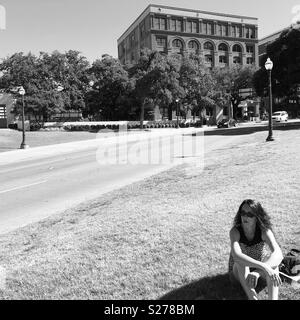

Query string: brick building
118 4 259 69
117 4 259 123
0 93 15 128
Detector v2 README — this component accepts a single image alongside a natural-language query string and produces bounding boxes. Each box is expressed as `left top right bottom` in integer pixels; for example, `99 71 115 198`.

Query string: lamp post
18 86 29 149
230 81 234 120
265 57 274 141
175 98 179 128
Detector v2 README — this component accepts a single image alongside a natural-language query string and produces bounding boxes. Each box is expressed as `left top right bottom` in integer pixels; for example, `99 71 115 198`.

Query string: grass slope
0 128 299 300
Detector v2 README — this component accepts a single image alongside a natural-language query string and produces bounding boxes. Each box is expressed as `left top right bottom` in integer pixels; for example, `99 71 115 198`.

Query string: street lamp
230 81 234 119
175 98 180 128
18 86 29 149
265 57 274 141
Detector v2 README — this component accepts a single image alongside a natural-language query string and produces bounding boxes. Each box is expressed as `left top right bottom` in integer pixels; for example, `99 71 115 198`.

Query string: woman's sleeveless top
228 226 271 272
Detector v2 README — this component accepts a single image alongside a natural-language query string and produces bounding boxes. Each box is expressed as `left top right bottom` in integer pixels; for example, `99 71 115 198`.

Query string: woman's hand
246 271 260 288
263 264 282 287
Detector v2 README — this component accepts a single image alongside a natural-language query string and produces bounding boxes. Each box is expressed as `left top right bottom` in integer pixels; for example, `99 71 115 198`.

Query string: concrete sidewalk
0 127 204 166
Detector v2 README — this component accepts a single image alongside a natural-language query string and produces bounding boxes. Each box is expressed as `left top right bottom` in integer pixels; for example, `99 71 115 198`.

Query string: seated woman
229 199 283 300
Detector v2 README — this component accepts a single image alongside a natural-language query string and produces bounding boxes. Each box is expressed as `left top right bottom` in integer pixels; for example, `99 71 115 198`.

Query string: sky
0 0 299 64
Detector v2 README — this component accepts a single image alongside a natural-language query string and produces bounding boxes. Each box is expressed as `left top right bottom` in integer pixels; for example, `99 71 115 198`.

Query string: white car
272 111 288 122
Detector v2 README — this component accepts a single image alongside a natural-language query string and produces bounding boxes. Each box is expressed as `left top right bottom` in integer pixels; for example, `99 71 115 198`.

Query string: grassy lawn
0 127 299 300
0 129 98 152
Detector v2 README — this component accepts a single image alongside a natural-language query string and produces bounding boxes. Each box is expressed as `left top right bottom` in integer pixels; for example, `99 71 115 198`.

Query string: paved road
0 127 268 234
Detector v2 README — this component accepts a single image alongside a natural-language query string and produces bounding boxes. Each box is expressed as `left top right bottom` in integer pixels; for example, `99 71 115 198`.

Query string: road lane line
0 151 97 174
0 180 48 194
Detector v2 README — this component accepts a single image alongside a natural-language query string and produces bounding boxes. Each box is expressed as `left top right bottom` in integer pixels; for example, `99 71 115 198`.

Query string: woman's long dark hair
233 199 273 232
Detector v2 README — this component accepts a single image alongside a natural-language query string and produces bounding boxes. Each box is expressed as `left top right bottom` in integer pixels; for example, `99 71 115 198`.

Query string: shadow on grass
159 273 267 300
201 123 300 137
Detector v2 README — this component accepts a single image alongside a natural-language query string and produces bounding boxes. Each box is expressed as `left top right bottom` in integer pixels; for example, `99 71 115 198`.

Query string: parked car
272 111 288 122
217 119 238 128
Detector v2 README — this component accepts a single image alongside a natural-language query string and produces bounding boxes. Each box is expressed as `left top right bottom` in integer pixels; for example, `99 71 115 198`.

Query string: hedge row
63 120 203 131
28 120 204 131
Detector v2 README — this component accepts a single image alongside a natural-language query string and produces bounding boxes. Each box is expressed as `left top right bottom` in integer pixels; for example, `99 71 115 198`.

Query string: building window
204 42 214 50
177 19 182 32
154 17 166 30
218 43 228 51
217 24 228 36
222 24 228 36
130 34 135 48
172 39 183 49
232 26 236 37
232 25 242 38
233 56 241 64
192 21 198 33
171 18 183 32
0 105 6 119
247 57 254 64
219 56 227 63
140 23 145 38
205 54 213 63
188 40 199 51
187 20 198 33
161 18 166 30
245 27 255 39
207 22 212 35
203 22 212 35
186 21 192 33
171 19 176 31
232 44 242 52
156 36 167 47
246 45 254 53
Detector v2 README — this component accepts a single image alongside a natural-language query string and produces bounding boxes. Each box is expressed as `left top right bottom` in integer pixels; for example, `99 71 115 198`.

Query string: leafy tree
0 50 90 121
130 49 184 128
88 54 131 120
212 65 257 119
42 50 91 114
253 24 300 99
179 54 216 122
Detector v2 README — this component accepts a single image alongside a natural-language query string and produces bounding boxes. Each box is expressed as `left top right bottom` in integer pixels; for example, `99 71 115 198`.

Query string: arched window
172 39 183 49
188 40 199 51
204 42 214 50
218 43 228 51
232 44 242 52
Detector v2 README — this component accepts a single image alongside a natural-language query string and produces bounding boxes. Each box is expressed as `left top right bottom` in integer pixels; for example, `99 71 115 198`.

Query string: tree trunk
140 99 145 130
232 102 239 120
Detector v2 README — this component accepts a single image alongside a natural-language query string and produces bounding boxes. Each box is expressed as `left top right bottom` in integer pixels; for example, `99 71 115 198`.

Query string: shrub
8 123 18 130
30 123 42 131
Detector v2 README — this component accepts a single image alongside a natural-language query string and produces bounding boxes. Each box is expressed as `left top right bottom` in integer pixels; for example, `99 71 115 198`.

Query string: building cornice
149 3 258 21
118 4 258 45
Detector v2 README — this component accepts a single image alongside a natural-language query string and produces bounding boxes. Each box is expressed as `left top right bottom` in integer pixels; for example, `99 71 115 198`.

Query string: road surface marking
0 180 48 194
0 151 97 174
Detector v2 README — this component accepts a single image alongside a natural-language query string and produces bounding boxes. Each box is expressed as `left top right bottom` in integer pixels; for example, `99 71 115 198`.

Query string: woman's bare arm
229 227 266 270
261 229 283 269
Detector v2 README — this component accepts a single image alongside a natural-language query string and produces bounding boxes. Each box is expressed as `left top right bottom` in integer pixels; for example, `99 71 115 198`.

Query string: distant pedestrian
228 199 283 300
